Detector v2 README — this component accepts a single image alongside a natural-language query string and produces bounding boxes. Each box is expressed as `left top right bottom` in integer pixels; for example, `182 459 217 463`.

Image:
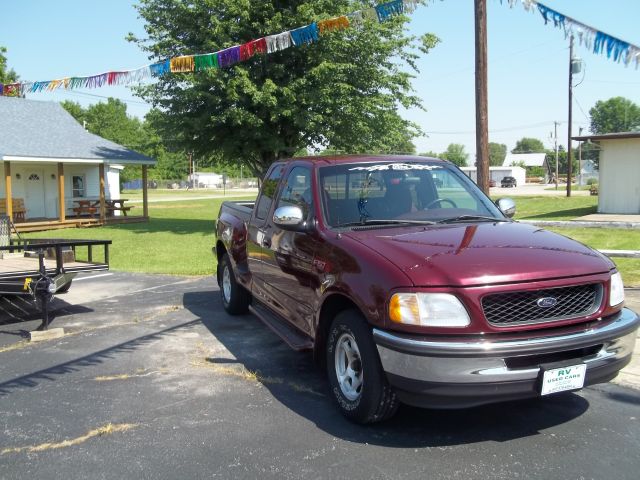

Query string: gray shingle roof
0 96 155 164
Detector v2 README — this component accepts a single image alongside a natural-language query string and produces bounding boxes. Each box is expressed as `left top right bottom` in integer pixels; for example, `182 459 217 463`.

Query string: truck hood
344 222 613 287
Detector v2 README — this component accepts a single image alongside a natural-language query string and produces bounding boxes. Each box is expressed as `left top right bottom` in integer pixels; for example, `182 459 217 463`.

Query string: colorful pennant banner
0 0 424 97
502 0 640 68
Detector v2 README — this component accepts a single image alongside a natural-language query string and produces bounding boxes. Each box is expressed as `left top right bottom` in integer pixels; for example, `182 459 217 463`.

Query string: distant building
189 172 224 188
573 132 640 215
459 166 526 186
503 153 551 182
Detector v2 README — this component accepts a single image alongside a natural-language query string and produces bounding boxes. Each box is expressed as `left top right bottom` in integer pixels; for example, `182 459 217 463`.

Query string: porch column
142 165 149 218
57 162 66 222
4 162 12 220
99 164 106 222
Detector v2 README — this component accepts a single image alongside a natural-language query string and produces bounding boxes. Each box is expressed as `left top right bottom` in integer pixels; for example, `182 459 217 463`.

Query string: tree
129 0 439 177
512 137 545 154
0 46 18 84
419 150 441 159
440 143 468 167
589 96 640 134
488 142 506 166
545 146 577 176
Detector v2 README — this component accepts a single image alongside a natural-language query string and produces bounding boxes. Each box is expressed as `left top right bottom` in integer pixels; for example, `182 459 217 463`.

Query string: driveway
0 272 639 479
490 183 590 196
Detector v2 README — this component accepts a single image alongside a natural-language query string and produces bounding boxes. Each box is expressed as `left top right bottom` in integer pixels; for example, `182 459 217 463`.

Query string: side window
276 167 312 217
255 164 284 220
73 175 86 198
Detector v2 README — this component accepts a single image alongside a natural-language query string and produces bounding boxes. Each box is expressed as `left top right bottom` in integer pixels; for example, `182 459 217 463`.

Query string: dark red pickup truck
214 155 639 423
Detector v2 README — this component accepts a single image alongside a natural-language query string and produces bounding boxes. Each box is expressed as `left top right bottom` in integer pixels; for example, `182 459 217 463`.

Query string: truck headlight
609 272 625 306
389 293 470 327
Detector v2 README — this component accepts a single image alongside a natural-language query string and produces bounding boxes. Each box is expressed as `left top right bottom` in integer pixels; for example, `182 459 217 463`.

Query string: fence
122 177 259 191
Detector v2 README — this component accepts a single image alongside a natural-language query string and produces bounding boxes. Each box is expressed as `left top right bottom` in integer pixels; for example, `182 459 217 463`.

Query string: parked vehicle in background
489 179 497 187
501 176 517 188
214 155 639 424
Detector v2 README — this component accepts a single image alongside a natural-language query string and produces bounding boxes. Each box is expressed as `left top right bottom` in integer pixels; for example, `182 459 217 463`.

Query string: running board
249 302 313 351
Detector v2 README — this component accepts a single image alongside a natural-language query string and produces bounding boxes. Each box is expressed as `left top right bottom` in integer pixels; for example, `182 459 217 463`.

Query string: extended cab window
276 166 312 217
255 164 284 220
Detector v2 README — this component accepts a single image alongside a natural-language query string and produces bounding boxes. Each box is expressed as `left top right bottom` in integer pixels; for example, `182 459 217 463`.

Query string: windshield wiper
335 219 436 228
436 215 507 224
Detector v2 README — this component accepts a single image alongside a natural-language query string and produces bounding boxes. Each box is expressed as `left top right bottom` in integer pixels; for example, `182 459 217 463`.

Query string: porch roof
0 97 155 165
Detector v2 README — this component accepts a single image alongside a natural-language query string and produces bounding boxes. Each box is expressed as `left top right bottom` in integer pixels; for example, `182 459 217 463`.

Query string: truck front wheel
219 253 251 315
326 310 399 424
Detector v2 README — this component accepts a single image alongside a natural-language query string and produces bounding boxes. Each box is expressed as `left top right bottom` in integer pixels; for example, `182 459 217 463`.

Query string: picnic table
72 199 134 217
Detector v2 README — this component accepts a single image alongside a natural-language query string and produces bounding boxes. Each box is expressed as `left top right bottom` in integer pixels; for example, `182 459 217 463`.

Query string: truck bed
218 201 255 223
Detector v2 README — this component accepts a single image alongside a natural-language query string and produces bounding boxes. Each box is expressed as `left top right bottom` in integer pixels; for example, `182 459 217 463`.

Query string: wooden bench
0 198 27 222
72 206 97 217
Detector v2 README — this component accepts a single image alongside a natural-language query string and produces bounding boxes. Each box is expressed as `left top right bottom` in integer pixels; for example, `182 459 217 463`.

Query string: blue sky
2 0 639 157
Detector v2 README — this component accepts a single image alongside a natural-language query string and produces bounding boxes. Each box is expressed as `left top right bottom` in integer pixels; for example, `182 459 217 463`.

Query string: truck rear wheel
326 310 399 424
219 253 251 315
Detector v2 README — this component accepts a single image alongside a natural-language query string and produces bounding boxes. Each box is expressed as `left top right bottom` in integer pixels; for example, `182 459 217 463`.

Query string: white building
574 132 640 214
189 172 224 188
459 166 527 187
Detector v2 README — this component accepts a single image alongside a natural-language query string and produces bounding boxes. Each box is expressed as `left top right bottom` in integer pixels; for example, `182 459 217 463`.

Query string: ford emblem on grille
537 297 558 308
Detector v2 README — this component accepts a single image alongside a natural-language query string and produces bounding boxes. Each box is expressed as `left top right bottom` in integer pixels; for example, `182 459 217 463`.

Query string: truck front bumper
373 308 640 409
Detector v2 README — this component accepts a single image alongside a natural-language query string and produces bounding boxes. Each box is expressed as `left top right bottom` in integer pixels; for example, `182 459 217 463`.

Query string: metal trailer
0 238 111 331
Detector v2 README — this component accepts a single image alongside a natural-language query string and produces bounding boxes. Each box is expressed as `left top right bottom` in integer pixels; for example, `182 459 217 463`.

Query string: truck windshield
318 161 505 227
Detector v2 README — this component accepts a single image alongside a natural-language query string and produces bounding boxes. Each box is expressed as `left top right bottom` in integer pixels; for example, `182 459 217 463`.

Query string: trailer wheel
326 310 399 424
57 280 72 293
219 253 250 314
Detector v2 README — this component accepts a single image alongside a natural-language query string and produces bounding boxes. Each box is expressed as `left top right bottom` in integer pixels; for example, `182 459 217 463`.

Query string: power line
426 120 565 135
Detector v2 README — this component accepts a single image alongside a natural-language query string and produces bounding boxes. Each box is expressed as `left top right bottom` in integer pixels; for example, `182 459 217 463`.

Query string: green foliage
129 0 437 177
488 142 506 166
512 137 545 154
419 150 441 159
545 145 578 175
0 46 18 84
586 177 598 186
527 166 545 177
589 96 640 134
440 143 468 167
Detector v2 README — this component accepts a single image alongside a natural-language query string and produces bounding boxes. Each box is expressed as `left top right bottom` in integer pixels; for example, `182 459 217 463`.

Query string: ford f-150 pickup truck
214 155 639 423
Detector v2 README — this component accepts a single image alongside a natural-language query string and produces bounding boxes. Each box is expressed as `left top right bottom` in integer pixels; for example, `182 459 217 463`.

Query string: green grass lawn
25 196 254 276
123 188 258 202
23 193 639 286
501 195 598 221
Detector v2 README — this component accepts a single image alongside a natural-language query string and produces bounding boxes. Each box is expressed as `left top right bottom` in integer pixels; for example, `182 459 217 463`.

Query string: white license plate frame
540 363 587 396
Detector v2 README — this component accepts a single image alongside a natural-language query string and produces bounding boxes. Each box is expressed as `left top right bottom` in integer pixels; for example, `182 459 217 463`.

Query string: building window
28 173 40 181
73 175 86 197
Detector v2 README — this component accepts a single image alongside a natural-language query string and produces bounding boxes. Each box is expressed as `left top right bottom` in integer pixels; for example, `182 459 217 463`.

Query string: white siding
598 138 640 214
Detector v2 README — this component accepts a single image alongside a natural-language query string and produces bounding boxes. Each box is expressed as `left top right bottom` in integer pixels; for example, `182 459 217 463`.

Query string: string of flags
0 0 424 97
502 0 640 68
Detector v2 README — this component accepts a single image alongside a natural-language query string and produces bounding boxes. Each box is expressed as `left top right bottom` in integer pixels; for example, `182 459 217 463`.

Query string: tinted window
255 164 284 220
276 166 312 217
319 161 501 226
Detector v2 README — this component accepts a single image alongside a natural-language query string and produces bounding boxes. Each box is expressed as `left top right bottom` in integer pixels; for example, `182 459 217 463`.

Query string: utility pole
566 34 574 197
553 121 559 189
474 0 490 195
578 126 583 186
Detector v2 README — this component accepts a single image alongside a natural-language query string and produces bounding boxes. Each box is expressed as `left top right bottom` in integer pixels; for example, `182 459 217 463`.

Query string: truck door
247 163 285 294
258 165 320 336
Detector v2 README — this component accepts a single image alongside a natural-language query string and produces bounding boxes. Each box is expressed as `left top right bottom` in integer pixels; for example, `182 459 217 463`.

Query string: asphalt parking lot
1 272 639 479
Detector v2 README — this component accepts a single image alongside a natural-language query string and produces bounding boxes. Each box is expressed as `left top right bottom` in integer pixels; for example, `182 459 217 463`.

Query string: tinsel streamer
290 23 319 46
376 0 404 22
150 60 170 77
361 8 379 23
240 38 267 61
402 0 421 14
594 31 630 63
537 3 564 28
47 79 62 91
266 31 293 53
218 46 241 68
194 53 219 71
170 56 195 73
0 84 3 95
318 16 350 34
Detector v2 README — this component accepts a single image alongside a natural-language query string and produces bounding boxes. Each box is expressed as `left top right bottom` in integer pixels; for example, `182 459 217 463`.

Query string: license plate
540 364 587 396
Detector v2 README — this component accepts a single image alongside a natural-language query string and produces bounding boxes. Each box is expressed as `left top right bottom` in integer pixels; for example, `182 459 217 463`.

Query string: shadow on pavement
184 290 591 448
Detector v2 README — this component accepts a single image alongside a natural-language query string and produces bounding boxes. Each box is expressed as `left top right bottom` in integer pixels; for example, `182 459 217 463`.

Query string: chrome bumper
374 308 639 408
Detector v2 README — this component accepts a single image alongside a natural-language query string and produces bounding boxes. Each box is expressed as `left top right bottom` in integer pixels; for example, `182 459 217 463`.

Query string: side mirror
496 198 516 218
273 205 306 230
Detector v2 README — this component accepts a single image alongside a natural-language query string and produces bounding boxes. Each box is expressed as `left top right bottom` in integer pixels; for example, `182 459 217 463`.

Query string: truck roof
283 154 448 166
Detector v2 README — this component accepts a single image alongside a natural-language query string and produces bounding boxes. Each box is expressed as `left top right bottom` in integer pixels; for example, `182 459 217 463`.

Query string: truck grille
482 284 602 327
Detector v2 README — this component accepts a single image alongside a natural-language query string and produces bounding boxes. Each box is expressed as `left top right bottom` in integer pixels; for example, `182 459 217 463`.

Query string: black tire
57 280 72 293
326 310 399 424
219 253 251 315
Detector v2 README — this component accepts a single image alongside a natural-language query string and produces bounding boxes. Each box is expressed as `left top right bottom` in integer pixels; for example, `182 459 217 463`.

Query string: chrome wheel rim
334 332 363 401
222 264 232 303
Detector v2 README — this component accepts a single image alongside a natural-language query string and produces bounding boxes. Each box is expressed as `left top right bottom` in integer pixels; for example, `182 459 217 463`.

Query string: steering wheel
423 198 458 209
